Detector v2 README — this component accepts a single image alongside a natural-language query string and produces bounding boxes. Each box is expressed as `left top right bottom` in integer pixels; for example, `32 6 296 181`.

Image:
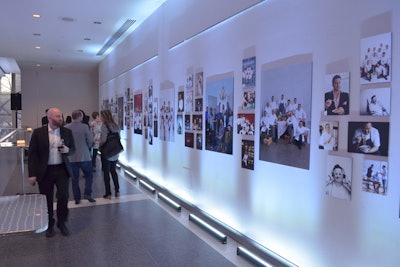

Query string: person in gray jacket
66 110 96 204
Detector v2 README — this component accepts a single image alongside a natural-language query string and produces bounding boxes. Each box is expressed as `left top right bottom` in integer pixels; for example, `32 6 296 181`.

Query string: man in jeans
66 110 96 204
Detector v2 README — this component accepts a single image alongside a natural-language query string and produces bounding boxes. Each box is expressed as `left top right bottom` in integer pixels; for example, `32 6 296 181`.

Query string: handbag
100 125 124 158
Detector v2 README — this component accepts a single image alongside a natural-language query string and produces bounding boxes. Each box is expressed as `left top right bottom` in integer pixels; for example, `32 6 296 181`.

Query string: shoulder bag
100 125 124 158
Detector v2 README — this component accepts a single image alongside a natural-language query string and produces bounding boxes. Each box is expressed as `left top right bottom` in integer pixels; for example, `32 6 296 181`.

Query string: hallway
0 160 252 267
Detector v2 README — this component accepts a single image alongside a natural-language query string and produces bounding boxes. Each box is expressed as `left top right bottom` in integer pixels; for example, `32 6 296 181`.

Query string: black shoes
45 226 55 237
103 194 111 199
84 195 96 203
115 192 120 197
57 222 70 236
75 199 81 204
46 220 69 237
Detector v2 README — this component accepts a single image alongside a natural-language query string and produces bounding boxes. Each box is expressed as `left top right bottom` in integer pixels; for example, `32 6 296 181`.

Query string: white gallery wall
99 0 400 266
21 69 99 128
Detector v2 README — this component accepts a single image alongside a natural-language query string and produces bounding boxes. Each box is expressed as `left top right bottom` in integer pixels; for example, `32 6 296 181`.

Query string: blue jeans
70 161 93 201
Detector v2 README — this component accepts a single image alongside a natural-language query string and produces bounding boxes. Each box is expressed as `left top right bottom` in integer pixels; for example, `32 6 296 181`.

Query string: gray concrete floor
0 157 254 267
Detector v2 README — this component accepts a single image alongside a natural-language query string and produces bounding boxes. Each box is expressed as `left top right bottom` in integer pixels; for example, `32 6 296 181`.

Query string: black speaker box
11 93 22 110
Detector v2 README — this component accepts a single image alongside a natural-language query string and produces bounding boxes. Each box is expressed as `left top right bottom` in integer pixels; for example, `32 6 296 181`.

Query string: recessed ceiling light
32 14 41 18
36 64 41 67
35 46 41 49
61 17 75 22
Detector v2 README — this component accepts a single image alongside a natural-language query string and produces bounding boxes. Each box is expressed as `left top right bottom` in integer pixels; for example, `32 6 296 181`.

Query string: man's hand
332 107 345 115
28 176 37 186
58 145 69 154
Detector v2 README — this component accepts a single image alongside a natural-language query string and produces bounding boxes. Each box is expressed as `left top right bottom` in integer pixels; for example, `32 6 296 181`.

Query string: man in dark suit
28 107 75 237
324 74 349 115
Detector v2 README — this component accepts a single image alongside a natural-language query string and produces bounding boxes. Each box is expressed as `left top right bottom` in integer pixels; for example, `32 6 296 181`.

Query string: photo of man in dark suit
28 107 75 237
324 74 349 115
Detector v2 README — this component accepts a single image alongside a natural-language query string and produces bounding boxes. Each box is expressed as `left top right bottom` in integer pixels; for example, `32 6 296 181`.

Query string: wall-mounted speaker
11 93 21 110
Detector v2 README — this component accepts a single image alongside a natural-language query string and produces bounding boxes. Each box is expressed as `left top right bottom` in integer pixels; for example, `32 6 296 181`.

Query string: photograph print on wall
362 159 388 196
325 155 352 201
318 121 339 151
242 56 256 89
360 87 390 116
360 32 392 84
259 56 312 170
347 121 389 157
324 72 350 115
205 75 234 154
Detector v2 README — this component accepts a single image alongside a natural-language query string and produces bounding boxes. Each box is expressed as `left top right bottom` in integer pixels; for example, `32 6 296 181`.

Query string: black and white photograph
195 72 203 97
159 88 175 142
347 121 389 157
360 32 392 84
362 159 388 195
186 73 193 88
325 155 352 201
360 87 390 116
124 87 132 130
153 100 158 138
178 91 184 112
133 93 143 135
185 87 193 113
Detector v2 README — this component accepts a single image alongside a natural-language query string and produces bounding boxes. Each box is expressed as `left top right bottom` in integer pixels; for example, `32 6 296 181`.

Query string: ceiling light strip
96 19 136 56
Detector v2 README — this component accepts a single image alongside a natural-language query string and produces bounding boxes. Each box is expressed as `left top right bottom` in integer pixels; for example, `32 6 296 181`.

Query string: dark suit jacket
28 126 75 182
324 91 349 115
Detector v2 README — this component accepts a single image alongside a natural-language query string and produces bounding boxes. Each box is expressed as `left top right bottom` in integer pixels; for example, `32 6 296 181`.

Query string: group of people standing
205 102 233 153
260 94 309 149
28 107 121 237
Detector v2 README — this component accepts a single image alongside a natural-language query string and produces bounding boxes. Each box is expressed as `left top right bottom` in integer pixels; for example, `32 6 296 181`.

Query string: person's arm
85 126 94 148
100 125 108 146
366 129 380 153
60 128 75 155
342 93 350 114
352 129 362 146
343 180 352 194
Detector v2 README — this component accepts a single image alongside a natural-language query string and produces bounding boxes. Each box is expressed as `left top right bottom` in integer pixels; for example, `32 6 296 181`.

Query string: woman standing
100 109 120 199
90 111 103 170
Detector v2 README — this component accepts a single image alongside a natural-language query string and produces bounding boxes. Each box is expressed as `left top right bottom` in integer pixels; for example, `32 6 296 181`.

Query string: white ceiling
0 0 166 73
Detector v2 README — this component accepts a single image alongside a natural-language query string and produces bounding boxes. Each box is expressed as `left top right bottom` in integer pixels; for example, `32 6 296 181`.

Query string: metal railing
0 128 33 195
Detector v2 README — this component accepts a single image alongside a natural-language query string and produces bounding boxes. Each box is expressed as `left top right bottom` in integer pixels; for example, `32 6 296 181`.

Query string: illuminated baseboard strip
158 192 181 212
116 163 121 169
189 214 227 244
124 170 137 180
237 246 272 267
139 180 156 194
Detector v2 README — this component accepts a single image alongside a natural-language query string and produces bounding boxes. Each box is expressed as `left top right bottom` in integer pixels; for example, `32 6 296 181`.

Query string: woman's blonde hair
100 109 118 127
